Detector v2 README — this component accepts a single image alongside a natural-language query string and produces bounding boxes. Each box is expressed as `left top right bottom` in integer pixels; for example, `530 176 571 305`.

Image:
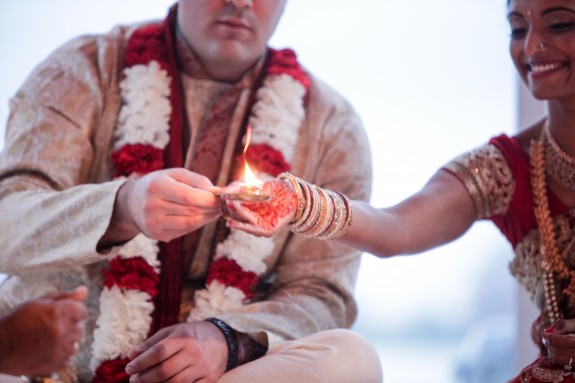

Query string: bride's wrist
278 172 352 239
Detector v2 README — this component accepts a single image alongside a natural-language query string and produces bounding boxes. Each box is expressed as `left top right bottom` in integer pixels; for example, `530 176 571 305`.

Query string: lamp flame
244 161 263 186
242 125 263 186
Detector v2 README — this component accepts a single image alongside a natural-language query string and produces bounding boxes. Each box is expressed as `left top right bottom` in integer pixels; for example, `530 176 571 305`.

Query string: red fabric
490 135 575 382
510 356 575 382
151 4 186 334
488 134 570 248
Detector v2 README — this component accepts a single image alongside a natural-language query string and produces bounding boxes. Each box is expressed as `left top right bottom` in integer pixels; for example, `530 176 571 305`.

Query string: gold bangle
292 182 321 234
318 191 350 240
281 172 353 240
279 172 305 223
305 187 334 238
316 190 339 239
329 192 352 239
290 176 313 230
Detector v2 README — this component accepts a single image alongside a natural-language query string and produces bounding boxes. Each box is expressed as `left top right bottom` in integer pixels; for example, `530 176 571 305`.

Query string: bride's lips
527 60 568 79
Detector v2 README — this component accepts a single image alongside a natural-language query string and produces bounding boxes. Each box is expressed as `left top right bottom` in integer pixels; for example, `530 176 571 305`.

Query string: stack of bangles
278 172 352 240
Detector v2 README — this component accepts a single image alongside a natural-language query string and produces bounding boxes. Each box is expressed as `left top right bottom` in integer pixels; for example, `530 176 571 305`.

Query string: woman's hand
221 178 297 237
542 319 575 370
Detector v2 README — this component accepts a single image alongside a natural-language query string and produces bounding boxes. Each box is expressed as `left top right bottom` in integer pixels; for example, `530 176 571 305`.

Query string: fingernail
125 364 133 375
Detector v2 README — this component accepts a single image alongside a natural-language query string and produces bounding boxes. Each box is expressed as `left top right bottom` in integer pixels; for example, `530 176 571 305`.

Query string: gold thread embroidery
544 122 575 192
442 144 514 218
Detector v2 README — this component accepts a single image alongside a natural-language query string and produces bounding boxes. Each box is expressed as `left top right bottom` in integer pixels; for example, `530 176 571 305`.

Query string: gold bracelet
292 181 322 234
317 191 346 240
282 173 353 240
290 177 313 231
328 192 352 239
305 187 335 238
315 191 339 239
279 172 305 223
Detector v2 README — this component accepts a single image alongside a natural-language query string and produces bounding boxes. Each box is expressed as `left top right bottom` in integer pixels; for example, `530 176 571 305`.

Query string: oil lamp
215 126 271 203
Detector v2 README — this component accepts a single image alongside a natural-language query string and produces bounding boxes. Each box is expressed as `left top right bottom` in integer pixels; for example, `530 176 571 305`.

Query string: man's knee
310 329 383 382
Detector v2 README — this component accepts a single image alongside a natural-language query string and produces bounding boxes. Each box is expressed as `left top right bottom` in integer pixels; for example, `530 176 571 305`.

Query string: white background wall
0 1 538 382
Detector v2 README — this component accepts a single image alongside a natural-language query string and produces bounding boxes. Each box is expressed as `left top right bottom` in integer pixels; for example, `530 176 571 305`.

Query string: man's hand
101 169 222 247
0 286 88 376
125 321 228 383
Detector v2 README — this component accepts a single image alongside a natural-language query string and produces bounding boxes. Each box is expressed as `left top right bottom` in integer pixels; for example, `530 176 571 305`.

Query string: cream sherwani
0 19 381 383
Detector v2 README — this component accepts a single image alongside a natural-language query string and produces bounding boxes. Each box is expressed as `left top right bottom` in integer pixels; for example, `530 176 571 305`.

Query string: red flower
112 144 164 177
124 24 170 71
93 358 130 383
207 258 258 298
267 49 311 91
104 257 160 298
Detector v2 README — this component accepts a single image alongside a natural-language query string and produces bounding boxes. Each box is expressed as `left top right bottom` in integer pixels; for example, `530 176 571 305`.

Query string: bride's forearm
339 200 403 258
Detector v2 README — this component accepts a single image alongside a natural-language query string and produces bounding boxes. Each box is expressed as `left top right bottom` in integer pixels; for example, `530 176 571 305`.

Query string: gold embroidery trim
442 144 515 219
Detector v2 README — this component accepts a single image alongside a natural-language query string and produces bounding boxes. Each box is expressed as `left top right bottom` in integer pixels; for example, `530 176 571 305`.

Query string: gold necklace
544 120 575 192
531 130 575 323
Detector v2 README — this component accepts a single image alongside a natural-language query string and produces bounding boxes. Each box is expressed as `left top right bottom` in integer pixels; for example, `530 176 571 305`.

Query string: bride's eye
509 26 527 39
549 21 575 33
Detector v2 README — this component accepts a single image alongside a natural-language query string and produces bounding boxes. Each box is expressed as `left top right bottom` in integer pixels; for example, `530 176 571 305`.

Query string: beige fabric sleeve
0 27 127 275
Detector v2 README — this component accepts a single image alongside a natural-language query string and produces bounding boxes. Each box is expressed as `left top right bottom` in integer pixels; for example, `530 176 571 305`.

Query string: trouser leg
218 329 383 383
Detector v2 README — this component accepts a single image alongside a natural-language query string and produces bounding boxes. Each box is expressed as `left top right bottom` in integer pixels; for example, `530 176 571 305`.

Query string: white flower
216 229 274 275
114 61 172 150
249 74 305 162
187 281 246 321
90 286 155 371
118 234 161 273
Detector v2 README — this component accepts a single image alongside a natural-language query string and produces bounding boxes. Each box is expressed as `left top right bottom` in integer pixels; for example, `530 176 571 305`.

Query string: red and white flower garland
90 21 309 381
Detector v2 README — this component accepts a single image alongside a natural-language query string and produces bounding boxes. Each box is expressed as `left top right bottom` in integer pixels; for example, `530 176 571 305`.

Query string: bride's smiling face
508 0 575 101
